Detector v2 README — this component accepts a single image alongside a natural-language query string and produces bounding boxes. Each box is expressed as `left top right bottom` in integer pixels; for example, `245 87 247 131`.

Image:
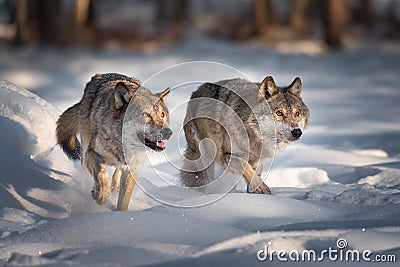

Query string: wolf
181 76 309 194
56 73 172 211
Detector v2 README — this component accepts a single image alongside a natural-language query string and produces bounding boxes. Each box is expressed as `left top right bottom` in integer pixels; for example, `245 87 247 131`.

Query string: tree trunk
290 0 311 35
168 0 187 22
37 0 61 44
14 0 31 44
325 0 349 47
14 0 62 44
254 0 270 35
87 0 96 28
74 0 90 29
359 0 374 26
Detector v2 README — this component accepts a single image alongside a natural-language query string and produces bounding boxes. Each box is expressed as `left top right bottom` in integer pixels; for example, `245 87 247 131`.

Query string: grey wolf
56 73 172 210
181 76 309 194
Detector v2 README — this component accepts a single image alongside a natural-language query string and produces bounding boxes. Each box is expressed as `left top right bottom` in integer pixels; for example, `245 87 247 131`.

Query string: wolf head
115 82 173 152
258 76 309 144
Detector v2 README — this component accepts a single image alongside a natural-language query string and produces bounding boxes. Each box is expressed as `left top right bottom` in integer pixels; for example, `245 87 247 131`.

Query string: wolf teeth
156 141 166 148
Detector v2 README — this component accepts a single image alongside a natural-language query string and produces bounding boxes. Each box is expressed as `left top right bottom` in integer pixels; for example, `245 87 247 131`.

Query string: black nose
161 128 173 139
291 128 302 138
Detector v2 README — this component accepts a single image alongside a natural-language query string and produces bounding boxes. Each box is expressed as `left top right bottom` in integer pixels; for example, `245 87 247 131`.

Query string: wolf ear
288 77 302 96
114 82 134 110
156 87 171 104
259 76 278 98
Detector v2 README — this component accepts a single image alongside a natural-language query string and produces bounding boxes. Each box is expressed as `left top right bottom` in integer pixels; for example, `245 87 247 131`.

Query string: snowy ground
0 32 399 266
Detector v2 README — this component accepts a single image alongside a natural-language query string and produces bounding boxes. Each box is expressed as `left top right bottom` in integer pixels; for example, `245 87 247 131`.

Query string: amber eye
161 111 166 118
143 112 150 118
276 110 283 116
295 111 300 117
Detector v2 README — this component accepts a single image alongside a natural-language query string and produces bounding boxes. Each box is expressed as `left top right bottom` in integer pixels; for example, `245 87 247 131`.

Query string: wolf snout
291 128 302 139
161 127 173 139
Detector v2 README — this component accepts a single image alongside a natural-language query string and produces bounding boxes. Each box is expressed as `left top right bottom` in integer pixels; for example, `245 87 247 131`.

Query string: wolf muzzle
291 128 302 139
161 127 173 140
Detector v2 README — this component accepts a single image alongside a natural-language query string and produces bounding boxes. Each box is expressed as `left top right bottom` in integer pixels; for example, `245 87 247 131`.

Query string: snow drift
1 33 400 266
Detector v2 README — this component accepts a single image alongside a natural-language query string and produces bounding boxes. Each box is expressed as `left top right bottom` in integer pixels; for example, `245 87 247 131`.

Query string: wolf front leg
111 168 122 193
247 161 269 194
84 150 111 205
223 154 271 194
117 168 138 211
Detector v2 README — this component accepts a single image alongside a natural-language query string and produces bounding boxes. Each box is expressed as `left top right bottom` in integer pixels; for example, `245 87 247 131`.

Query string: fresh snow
0 31 399 266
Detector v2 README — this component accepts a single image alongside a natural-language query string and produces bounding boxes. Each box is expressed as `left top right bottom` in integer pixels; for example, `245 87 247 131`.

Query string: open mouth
142 134 166 152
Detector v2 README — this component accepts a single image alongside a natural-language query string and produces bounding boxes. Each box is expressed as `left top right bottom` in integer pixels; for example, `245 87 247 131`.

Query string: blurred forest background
0 0 399 51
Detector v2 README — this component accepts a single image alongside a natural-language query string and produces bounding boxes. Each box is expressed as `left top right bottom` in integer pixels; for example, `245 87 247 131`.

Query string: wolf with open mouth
56 73 172 210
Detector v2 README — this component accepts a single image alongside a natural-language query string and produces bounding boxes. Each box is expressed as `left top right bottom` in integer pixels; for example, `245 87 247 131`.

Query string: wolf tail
56 103 81 160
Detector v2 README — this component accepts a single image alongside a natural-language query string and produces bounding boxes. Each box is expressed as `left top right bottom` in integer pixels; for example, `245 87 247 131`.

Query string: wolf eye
143 112 150 118
295 111 300 117
276 110 283 116
161 111 166 118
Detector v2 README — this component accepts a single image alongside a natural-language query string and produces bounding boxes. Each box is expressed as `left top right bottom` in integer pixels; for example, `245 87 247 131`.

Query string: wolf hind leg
84 150 111 205
181 121 212 187
180 145 216 188
117 168 137 211
181 163 213 188
181 149 203 187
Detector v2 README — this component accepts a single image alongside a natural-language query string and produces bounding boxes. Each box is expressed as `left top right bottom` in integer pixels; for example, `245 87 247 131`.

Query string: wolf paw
91 186 110 205
247 183 271 194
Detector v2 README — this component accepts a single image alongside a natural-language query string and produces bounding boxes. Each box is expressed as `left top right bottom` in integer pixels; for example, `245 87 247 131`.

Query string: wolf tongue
156 141 165 148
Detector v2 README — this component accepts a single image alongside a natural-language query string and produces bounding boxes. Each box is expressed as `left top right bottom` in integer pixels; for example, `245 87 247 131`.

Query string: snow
0 31 400 266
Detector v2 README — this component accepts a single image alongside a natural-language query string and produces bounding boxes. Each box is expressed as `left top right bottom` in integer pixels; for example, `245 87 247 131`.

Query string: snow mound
268 167 330 188
0 80 60 160
0 81 105 219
